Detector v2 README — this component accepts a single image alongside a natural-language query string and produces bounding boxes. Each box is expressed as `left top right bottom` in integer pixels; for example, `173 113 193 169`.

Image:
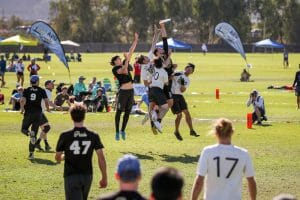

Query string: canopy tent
61 40 80 47
254 39 284 49
0 34 38 46
156 38 192 50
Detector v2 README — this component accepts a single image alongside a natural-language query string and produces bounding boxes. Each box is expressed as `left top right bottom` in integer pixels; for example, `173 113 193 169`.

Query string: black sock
121 110 130 131
115 110 122 132
151 121 154 127
158 118 162 123
44 140 49 146
36 138 41 145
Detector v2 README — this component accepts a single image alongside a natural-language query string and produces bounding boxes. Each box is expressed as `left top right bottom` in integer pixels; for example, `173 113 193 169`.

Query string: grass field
0 52 299 200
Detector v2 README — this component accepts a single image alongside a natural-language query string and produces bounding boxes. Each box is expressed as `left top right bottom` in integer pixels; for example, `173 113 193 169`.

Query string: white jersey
197 144 255 200
42 89 52 112
150 67 168 89
246 95 264 110
15 63 24 73
141 63 153 82
171 71 190 95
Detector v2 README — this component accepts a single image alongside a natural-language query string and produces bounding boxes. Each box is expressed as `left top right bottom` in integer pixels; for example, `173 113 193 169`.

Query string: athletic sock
44 140 49 146
36 138 41 145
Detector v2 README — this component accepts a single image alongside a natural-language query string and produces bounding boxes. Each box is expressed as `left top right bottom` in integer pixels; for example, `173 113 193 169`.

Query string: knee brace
43 125 51 134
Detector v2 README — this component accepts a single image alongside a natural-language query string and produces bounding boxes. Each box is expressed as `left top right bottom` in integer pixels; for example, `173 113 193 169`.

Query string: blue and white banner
215 22 246 61
29 21 69 71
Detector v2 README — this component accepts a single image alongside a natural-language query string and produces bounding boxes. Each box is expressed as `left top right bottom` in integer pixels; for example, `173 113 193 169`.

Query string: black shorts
149 87 167 106
252 107 265 122
171 94 188 114
64 174 92 200
21 112 42 135
40 113 49 126
163 85 173 100
295 86 300 96
116 89 134 111
17 72 24 76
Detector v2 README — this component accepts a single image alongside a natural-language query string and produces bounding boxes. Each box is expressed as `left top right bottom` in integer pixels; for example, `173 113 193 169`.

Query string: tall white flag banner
215 22 246 61
29 21 69 72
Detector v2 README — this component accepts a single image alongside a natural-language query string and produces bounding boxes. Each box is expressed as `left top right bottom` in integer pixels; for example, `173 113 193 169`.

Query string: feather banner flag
29 21 70 73
215 22 249 66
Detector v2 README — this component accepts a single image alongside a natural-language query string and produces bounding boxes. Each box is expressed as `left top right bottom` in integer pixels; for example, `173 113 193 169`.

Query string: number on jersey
70 141 91 155
213 156 239 178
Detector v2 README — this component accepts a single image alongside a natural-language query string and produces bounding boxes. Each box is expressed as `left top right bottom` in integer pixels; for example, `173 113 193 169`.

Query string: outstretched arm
148 25 161 60
121 33 139 74
159 22 169 59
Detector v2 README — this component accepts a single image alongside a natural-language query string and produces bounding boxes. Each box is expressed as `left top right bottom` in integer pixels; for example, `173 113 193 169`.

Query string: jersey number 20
70 141 91 155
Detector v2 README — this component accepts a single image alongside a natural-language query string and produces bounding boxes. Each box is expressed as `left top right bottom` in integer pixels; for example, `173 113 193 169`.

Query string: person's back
199 144 253 200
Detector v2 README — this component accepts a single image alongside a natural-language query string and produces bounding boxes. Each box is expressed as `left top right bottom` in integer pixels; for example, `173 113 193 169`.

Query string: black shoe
190 130 200 137
262 116 268 121
174 131 183 141
35 144 44 151
45 144 52 151
28 153 34 160
256 121 262 125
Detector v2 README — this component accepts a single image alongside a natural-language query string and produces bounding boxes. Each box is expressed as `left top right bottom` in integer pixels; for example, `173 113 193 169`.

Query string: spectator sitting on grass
11 86 23 110
54 86 71 111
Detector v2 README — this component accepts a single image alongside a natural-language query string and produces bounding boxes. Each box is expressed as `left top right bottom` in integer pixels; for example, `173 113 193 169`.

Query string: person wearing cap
35 80 58 151
246 89 267 125
97 154 146 200
292 64 300 109
27 58 40 77
11 86 24 110
20 75 50 160
191 118 257 200
111 33 138 140
73 76 87 101
54 86 71 111
150 167 184 200
15 58 25 86
0 55 6 88
171 63 199 141
55 103 107 200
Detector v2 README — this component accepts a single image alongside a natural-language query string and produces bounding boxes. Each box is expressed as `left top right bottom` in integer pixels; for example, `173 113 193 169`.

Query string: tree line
1 0 300 44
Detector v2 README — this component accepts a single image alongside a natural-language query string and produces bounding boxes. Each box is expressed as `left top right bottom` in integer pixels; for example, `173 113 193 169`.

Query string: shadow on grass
30 158 58 165
120 152 155 161
159 154 200 164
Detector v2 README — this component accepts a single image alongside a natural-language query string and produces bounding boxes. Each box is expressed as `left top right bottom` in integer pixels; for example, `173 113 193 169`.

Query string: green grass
0 52 299 200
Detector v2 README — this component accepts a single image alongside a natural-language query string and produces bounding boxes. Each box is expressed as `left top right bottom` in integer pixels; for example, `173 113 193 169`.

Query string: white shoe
153 121 162 133
141 113 149 125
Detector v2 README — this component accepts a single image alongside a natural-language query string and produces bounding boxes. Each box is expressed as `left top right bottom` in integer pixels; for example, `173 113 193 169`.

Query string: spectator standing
15 58 25 86
55 103 107 200
97 154 146 200
150 167 184 200
283 49 289 68
292 64 300 109
27 58 40 77
133 58 141 83
201 43 208 55
0 55 6 87
191 118 257 200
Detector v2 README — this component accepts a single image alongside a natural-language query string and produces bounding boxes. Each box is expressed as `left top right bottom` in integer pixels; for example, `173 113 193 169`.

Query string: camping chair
103 78 112 92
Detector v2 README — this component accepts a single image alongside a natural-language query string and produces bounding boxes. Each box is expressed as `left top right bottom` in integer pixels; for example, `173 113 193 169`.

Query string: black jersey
293 71 300 87
98 190 146 200
56 127 104 177
23 86 47 114
112 65 133 86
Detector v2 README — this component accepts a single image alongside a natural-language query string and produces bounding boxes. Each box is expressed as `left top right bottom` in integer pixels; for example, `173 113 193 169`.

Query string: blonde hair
210 118 234 138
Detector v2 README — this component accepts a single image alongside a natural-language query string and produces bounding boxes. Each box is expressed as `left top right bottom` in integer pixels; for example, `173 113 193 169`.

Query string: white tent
61 40 80 47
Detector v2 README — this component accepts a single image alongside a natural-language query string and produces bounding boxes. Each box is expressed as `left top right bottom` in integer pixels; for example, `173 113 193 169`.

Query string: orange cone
247 113 252 129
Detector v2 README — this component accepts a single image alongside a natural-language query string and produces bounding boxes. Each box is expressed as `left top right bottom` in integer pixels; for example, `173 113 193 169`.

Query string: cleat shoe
174 131 183 141
35 144 44 151
256 121 262 126
141 113 150 125
120 131 126 140
28 153 34 160
29 131 36 145
153 121 162 133
262 116 268 121
45 144 52 151
115 132 120 141
151 127 158 135
190 130 200 137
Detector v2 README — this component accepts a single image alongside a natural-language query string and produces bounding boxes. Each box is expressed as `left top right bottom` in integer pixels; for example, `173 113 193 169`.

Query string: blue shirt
73 82 87 96
0 59 6 72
